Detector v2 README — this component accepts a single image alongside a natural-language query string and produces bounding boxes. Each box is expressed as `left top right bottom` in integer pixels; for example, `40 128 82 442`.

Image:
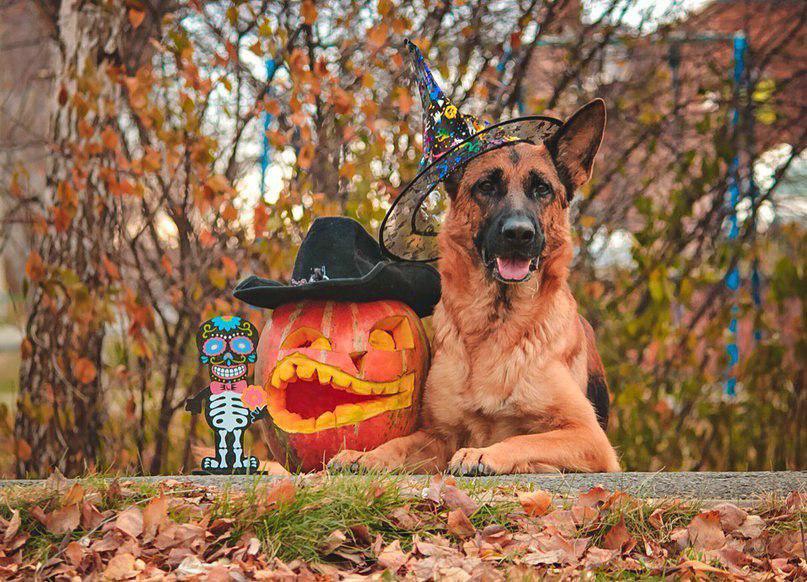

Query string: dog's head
441 99 606 284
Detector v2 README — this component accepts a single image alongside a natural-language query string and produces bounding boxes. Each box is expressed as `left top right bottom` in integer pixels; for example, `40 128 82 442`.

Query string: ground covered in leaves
0 472 803 580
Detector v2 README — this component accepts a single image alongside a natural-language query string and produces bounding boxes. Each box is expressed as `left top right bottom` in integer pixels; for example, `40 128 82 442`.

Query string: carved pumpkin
254 299 429 472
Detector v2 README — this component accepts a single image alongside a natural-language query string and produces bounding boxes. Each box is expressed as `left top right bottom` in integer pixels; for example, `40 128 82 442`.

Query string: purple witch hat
380 40 563 262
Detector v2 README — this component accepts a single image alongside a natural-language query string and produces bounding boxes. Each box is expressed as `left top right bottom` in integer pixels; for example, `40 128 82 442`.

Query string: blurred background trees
0 0 803 477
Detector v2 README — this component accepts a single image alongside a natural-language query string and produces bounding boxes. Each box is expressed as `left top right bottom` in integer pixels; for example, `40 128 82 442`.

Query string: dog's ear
548 99 606 199
442 167 464 199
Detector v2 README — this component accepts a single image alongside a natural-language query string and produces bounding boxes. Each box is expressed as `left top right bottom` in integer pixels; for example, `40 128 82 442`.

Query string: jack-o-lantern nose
350 351 367 371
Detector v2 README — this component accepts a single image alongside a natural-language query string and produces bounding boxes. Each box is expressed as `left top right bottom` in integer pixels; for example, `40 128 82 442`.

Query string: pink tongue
496 257 531 280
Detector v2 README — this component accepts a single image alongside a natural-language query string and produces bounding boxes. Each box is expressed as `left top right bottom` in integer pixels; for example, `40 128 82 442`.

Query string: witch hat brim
379 40 563 263
233 261 440 317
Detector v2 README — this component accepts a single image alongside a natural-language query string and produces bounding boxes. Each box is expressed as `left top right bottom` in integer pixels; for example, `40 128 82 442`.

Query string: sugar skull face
197 316 259 383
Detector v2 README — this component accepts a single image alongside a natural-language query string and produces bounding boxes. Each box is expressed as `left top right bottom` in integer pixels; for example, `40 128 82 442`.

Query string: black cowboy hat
233 217 441 317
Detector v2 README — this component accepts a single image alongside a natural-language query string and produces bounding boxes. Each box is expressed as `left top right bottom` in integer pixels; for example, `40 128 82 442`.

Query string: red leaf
25 251 45 282
128 9 145 29
72 358 97 384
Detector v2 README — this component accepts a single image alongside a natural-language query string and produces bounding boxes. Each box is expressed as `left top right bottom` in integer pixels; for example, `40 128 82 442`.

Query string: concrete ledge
1 471 804 502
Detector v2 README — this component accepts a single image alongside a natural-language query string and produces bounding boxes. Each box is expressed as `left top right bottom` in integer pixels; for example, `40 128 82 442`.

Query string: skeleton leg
231 428 244 468
217 429 229 468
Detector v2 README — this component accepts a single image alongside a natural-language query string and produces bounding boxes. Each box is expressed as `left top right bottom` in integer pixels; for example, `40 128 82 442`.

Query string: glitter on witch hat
380 40 564 263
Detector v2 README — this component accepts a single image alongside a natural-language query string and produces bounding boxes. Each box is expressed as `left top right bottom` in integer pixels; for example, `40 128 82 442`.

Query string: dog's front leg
449 424 620 475
329 429 451 473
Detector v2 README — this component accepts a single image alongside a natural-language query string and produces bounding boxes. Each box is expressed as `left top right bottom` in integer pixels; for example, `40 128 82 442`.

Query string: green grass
0 472 802 576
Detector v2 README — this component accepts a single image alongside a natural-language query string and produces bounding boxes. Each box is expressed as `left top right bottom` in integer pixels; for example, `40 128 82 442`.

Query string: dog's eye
531 181 552 199
476 179 496 195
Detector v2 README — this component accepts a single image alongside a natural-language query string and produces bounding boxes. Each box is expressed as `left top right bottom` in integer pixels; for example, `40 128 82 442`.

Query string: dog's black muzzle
477 212 545 283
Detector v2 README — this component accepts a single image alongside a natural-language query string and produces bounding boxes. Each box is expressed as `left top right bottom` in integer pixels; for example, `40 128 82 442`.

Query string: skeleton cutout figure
186 315 267 474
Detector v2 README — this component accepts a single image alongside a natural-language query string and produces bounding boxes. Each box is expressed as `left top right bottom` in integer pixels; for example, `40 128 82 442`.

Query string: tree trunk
14 1 125 477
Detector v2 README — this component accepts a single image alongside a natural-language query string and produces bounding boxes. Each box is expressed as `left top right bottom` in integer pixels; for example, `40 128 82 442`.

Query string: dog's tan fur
331 100 620 474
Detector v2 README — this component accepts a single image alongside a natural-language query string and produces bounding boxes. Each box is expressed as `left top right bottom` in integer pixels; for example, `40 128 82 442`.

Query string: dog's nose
501 216 535 245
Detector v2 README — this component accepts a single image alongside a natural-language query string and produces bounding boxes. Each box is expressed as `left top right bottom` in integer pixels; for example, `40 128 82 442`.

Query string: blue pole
260 58 278 197
724 32 747 397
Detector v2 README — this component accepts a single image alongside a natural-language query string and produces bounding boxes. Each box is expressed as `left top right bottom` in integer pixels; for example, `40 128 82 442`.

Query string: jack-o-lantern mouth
266 354 414 434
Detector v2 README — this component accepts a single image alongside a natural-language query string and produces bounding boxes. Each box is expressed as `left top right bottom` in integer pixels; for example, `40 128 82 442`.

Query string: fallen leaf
115 507 144 538
541 509 577 536
104 552 136 579
687 510 725 550
713 503 747 532
577 486 611 508
3 510 20 542
734 514 764 538
571 504 599 527
442 485 478 516
522 549 565 565
81 502 104 530
64 541 84 566
648 507 665 529
265 479 296 508
377 540 408 572
519 490 553 517
175 555 207 577
142 495 168 541
391 506 420 529
675 559 731 577
320 530 347 554
61 483 85 506
583 546 619 568
46 504 80 534
447 508 475 538
601 518 636 554
257 460 291 475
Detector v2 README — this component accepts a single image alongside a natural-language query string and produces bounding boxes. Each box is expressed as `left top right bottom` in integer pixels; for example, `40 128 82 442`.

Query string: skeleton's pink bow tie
210 380 247 394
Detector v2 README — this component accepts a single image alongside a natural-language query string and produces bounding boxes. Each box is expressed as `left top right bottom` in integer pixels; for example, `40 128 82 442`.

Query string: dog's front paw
328 449 399 473
449 447 511 476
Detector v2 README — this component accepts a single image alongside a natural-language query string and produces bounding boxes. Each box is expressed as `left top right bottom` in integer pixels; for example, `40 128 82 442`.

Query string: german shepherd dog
331 99 620 474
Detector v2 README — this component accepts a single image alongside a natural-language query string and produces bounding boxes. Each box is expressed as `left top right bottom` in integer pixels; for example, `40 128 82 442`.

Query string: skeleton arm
249 406 268 423
185 386 212 414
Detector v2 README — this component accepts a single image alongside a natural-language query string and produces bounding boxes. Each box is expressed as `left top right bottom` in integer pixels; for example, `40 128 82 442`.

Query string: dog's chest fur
424 282 588 448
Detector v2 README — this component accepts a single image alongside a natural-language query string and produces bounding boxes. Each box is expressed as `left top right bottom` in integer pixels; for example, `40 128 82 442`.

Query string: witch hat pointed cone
405 39 480 164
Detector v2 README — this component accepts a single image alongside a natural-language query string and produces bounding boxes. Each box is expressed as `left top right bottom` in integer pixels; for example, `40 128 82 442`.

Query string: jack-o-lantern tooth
335 403 365 424
350 380 374 395
278 360 296 382
316 367 332 384
297 362 315 380
315 411 336 430
331 371 351 389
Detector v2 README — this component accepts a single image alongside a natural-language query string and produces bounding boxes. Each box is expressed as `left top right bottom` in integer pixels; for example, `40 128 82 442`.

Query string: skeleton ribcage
208 392 250 432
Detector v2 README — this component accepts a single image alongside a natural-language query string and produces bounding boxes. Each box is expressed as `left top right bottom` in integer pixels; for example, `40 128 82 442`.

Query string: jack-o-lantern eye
282 327 332 350
369 316 415 351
